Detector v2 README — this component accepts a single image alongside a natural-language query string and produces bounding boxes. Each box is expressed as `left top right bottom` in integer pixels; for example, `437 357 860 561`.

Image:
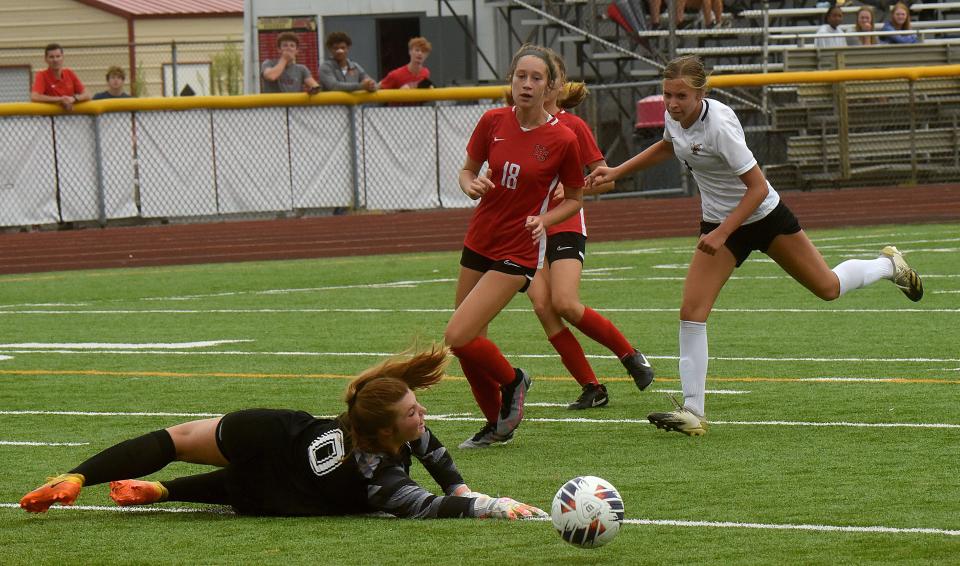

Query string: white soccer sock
679 320 707 417
831 257 894 296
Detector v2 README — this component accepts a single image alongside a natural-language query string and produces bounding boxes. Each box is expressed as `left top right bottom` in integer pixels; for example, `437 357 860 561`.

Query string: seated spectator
380 37 432 90
880 2 919 44
31 43 89 111
319 31 377 92
647 0 724 29
92 66 132 100
700 0 724 29
815 5 848 48
261 32 321 94
849 6 878 46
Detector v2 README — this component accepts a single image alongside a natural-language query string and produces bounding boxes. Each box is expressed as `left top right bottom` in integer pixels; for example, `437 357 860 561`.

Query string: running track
1 184 957 275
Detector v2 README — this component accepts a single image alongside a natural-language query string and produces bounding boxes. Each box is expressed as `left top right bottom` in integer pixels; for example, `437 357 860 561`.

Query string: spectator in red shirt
379 37 432 90
31 43 89 111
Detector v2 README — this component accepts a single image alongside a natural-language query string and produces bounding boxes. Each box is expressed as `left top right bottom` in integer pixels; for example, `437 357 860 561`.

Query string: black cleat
458 422 513 449
496 369 531 437
567 383 609 410
621 349 654 390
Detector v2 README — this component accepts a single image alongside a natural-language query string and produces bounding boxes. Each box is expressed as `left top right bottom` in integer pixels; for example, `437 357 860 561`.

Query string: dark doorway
376 17 419 78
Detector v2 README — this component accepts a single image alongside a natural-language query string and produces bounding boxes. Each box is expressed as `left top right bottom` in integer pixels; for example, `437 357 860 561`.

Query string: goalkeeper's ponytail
344 343 449 454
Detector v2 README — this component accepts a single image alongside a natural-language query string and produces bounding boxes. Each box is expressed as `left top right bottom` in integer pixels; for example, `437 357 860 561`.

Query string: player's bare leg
765 230 840 300
166 418 228 466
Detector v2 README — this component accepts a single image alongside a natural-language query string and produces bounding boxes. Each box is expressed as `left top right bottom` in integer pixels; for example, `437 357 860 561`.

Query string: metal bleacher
487 0 960 192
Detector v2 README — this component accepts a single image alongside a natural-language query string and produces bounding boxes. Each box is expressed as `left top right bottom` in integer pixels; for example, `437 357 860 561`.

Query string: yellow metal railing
0 86 509 116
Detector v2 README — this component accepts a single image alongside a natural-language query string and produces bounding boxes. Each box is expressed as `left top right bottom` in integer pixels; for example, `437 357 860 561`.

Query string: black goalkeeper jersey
216 409 475 518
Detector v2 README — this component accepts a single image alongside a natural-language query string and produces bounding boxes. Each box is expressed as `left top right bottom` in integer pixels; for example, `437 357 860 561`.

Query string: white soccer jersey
663 98 780 224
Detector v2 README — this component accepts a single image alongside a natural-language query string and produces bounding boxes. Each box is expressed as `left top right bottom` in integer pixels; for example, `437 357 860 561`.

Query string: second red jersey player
526 50 655 412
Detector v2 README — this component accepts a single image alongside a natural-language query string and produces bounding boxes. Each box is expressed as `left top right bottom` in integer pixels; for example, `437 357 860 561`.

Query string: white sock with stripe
679 320 707 417
831 257 894 296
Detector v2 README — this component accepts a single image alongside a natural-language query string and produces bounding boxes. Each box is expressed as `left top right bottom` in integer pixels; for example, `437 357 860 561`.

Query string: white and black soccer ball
550 476 624 548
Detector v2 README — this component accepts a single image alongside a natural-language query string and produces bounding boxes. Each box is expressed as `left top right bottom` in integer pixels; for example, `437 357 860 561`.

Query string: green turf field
1 222 957 565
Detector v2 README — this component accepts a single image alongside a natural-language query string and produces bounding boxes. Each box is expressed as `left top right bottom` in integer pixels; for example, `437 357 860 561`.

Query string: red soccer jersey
33 68 84 98
380 65 430 89
464 106 584 269
547 110 604 237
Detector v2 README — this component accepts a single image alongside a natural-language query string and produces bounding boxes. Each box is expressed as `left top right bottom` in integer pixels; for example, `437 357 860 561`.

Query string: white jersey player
587 55 924 436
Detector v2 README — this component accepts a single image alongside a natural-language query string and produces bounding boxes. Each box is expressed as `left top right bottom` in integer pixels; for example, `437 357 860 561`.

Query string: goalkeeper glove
471 496 548 520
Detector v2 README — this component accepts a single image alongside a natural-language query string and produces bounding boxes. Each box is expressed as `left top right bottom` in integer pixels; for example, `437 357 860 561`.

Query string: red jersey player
526 51 655 411
445 44 584 449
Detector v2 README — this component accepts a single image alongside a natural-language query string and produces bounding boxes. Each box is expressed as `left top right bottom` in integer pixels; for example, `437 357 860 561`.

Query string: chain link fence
0 99 502 229
2 70 959 229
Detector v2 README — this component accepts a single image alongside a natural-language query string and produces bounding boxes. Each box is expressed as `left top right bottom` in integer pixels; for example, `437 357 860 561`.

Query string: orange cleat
109 480 167 506
20 473 85 513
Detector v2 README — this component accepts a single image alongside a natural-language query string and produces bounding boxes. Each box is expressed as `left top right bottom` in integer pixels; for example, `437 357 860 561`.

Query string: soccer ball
550 476 624 548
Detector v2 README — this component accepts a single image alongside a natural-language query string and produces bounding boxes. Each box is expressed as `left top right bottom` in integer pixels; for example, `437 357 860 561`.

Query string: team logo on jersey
691 143 703 155
533 144 549 162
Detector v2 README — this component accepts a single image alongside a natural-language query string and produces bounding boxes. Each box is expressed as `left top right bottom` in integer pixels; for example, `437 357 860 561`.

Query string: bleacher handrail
770 28 960 41
631 18 960 39
911 2 960 11
739 6 865 18
708 64 960 88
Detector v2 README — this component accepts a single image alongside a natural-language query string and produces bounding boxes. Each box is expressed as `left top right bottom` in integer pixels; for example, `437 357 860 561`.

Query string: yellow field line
0 369 956 385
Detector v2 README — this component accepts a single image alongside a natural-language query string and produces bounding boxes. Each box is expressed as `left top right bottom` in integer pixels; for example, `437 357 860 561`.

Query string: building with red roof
0 0 243 101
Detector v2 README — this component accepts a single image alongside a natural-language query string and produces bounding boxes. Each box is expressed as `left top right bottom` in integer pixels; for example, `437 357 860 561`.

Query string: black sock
70 429 175 486
163 469 232 505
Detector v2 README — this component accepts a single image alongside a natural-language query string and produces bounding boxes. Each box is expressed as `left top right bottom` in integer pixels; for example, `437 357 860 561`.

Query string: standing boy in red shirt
380 37 432 90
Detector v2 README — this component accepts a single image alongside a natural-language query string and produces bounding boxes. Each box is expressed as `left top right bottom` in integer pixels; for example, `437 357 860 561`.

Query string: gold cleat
881 246 923 302
648 395 708 436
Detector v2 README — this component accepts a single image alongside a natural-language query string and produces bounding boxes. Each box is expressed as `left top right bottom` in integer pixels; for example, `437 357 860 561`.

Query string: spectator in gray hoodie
318 31 377 92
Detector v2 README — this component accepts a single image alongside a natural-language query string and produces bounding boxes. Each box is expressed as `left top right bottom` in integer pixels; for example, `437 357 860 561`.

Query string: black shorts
216 408 316 464
700 201 802 267
545 232 586 264
460 246 535 293
215 409 338 516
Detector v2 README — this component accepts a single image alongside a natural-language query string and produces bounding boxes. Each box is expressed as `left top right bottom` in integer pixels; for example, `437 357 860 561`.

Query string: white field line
2 268 955 307
621 518 960 537
0 503 228 514
581 266 635 273
0 410 224 417
816 237 960 249
1 306 957 315
134 278 456 303
1 410 956 429
652 389 752 395
830 247 959 254
0 356 11 361
528 389 749 408
0 350 956 364
0 502 956 536
0 302 90 309
0 440 89 446
0 340 251 350
426 415 960 429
